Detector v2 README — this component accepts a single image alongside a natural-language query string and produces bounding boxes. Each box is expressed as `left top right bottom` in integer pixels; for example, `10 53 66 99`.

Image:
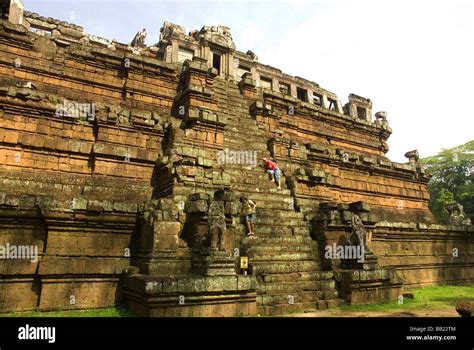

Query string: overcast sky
23 0 473 162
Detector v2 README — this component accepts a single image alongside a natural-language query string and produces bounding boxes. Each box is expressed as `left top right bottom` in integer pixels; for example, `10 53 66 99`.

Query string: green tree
421 140 474 223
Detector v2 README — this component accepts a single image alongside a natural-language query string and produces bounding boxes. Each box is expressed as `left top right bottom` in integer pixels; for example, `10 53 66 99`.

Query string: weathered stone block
177 277 207 293
185 200 208 213
214 190 236 202
113 202 138 213
73 197 87 210
349 201 371 212
205 276 238 292
189 193 210 201
197 157 213 167
319 202 338 211
161 209 178 221
161 277 178 293
224 202 239 215
157 199 176 210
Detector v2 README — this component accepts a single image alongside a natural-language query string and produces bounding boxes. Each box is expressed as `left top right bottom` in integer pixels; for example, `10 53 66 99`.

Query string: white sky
24 0 474 162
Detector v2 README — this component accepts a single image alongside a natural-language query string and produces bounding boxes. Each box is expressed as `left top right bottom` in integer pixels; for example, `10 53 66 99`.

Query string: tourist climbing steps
214 77 341 315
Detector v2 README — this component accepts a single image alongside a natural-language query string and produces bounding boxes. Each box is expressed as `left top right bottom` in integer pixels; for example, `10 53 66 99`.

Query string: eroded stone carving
404 149 419 164
16 81 36 89
131 28 147 48
192 25 235 49
375 111 387 122
349 215 371 251
160 21 186 42
208 199 227 251
246 50 258 61
446 202 472 225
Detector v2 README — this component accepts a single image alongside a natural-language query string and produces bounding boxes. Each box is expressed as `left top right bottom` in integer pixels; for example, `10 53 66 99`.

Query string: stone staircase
213 78 340 315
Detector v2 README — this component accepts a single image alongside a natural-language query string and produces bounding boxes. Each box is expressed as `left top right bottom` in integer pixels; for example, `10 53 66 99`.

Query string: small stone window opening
279 82 290 95
1 2 9 20
260 76 273 90
313 93 322 106
212 52 222 75
328 98 337 111
296 87 308 102
357 106 367 120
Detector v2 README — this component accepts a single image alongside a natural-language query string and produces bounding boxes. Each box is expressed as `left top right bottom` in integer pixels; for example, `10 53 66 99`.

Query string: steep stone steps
260 271 333 283
250 260 321 274
250 235 313 244
259 291 328 304
250 252 316 261
213 77 339 314
222 138 267 147
246 245 313 254
230 184 291 196
253 217 307 227
258 280 335 294
259 302 320 316
256 208 303 217
222 136 266 147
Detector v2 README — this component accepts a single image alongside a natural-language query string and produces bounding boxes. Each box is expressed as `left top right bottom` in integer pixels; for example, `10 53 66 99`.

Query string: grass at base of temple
1 285 472 317
338 284 474 312
1 305 135 317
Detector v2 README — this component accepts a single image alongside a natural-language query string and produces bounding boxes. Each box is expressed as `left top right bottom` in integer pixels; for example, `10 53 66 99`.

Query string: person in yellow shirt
240 196 256 236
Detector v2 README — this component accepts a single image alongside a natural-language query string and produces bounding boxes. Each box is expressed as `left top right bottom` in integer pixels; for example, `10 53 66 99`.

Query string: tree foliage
420 140 474 223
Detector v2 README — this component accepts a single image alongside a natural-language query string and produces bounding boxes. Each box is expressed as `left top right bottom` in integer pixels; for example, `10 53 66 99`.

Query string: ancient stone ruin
0 1 472 316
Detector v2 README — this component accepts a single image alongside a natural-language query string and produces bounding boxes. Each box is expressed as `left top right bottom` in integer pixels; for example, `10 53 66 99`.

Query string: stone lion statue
131 28 147 48
446 202 471 225
348 215 371 251
208 200 227 251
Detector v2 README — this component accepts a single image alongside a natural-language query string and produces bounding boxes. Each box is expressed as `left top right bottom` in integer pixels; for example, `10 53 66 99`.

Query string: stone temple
0 1 472 316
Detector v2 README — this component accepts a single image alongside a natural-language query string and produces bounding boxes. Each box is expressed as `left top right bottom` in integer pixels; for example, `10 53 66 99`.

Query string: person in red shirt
262 157 281 189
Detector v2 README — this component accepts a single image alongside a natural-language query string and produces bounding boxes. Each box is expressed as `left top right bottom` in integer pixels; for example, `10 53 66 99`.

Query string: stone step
243 227 294 236
241 228 294 238
217 104 248 110
231 180 288 190
245 241 313 251
223 132 265 143
228 172 291 183
257 280 337 295
257 302 317 316
243 226 307 236
250 252 316 261
230 178 290 190
244 235 313 245
224 121 256 126
215 95 237 100
260 271 334 283
257 298 342 316
222 109 253 116
251 260 320 274
225 126 260 133
221 142 268 152
234 201 295 212
246 244 313 255
226 169 282 180
254 217 307 227
215 99 246 106
223 129 263 137
231 194 293 206
228 187 292 200
224 167 283 178
258 290 337 306
229 176 287 186
256 208 304 217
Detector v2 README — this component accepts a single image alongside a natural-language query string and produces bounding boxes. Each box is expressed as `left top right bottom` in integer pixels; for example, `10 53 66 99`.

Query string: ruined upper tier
18 10 384 126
